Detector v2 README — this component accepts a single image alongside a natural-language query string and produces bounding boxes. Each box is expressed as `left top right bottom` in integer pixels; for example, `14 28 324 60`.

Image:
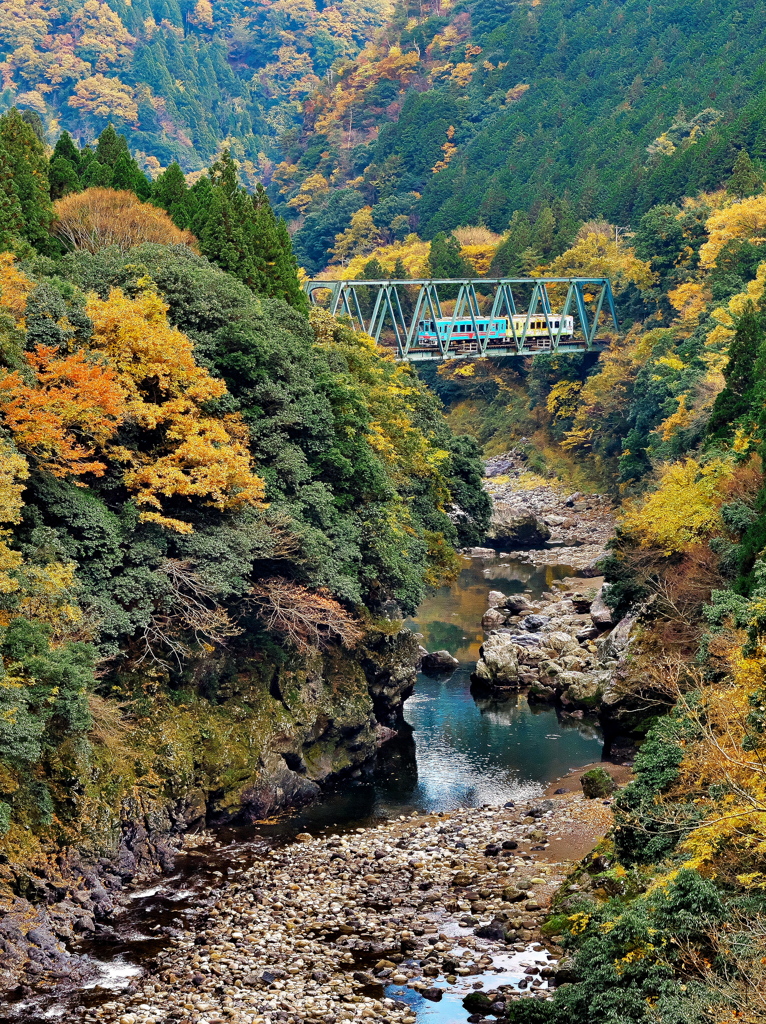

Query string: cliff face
0 629 420 996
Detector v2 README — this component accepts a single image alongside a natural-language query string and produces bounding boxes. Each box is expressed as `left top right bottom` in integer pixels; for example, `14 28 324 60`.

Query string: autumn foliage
0 345 125 477
54 188 196 252
85 285 265 531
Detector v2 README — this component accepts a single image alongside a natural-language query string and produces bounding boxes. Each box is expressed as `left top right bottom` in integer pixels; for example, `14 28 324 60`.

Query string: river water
5 552 603 1023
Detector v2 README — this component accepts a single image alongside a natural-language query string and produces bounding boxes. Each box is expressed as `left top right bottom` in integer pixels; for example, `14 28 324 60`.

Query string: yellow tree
330 206 381 264
86 286 265 532
700 193 766 268
543 232 656 292
68 74 138 123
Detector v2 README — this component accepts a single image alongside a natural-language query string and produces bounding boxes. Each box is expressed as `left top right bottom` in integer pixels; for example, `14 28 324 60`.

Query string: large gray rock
562 674 602 707
600 613 637 661
474 634 520 687
590 586 614 627
421 650 460 675
488 506 551 547
482 607 508 629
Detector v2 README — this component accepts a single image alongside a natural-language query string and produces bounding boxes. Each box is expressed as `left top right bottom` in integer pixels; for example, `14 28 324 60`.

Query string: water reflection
395 553 603 811
278 554 604 833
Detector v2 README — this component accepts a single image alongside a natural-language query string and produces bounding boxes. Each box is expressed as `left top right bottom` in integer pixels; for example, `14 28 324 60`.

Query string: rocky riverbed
471 455 639 754
77 789 617 1024
482 453 615 573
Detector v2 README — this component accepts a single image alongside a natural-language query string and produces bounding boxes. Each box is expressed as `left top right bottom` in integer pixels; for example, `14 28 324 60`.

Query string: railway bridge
304 277 619 361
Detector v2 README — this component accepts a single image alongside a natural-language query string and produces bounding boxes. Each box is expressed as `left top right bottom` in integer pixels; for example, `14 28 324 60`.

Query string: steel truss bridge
304 277 619 361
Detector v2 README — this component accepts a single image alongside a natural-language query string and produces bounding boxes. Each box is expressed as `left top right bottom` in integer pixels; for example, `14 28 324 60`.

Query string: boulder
474 634 520 687
569 592 594 614
600 612 638 660
562 674 602 707
463 992 493 1013
590 587 614 627
520 614 550 632
421 650 460 675
502 593 535 613
482 607 508 629
487 590 506 608
488 507 551 547
580 766 617 798
466 546 497 558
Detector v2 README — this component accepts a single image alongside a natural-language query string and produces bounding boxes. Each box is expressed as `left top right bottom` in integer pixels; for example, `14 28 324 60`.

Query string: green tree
0 108 54 253
0 140 24 252
530 205 556 259
427 232 471 278
151 161 192 227
49 156 82 201
490 210 533 276
707 301 766 439
727 149 763 200
93 124 150 198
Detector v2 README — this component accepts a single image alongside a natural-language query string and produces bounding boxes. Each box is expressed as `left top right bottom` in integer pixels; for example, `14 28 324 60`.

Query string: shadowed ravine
3 552 603 1024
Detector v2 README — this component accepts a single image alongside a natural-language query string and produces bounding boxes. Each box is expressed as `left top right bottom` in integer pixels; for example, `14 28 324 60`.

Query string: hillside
0 0 392 179
282 0 766 270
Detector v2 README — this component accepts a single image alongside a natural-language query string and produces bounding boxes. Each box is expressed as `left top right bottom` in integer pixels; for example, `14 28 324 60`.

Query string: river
4 552 603 1024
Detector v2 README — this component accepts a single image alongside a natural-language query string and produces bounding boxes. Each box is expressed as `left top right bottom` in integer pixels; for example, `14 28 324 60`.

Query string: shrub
54 189 197 253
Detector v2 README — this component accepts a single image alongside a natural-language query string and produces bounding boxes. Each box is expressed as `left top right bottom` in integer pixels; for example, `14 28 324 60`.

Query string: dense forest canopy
0 111 490 884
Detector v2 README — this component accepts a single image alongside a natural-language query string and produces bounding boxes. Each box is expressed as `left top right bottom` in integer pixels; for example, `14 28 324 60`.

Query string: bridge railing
304 277 619 360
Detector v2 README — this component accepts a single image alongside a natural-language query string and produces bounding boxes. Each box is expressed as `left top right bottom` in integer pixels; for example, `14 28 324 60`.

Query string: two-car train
414 314 575 353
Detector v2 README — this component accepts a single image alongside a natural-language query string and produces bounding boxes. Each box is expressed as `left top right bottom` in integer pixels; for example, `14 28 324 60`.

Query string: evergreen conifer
427 232 471 278
151 162 191 227
0 108 54 253
49 157 83 201
707 302 766 438
52 131 81 169
0 140 24 252
728 150 763 199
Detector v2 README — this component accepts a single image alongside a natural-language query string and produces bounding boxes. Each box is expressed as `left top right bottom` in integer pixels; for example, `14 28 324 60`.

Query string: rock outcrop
488 507 551 547
0 631 420 998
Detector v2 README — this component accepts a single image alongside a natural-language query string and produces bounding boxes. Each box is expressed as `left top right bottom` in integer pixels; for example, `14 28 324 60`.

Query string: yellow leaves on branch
330 206 381 263
188 0 213 28
0 439 27 596
432 124 457 174
317 234 428 280
546 380 582 421
86 287 265 532
543 233 656 292
620 457 733 555
54 188 197 253
668 280 709 325
68 73 138 123
70 0 134 68
453 226 502 275
0 344 125 477
700 192 766 268
0 252 33 323
286 172 329 214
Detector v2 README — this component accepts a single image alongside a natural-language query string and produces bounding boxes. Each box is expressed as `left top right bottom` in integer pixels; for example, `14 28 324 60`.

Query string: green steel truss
304 277 619 360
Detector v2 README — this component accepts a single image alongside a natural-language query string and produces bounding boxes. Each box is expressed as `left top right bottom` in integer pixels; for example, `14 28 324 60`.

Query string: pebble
83 795 604 1024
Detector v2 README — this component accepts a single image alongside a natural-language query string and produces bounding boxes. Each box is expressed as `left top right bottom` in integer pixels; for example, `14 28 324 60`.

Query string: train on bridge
414 314 575 355
304 277 618 362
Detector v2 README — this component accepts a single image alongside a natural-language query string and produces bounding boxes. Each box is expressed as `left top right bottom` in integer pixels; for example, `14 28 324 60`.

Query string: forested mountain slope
3 0 766 268
0 0 392 178
283 0 766 270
